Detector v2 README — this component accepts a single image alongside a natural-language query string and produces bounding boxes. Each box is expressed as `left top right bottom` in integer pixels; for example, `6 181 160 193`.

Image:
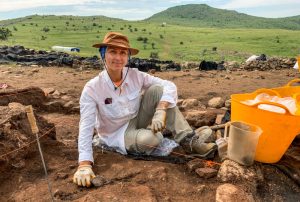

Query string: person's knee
136 129 163 154
145 84 163 97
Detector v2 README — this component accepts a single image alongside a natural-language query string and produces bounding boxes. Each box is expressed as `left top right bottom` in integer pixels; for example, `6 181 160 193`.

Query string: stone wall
240 57 296 71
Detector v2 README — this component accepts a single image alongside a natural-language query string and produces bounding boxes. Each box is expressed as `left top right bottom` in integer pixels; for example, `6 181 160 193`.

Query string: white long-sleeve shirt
78 67 178 163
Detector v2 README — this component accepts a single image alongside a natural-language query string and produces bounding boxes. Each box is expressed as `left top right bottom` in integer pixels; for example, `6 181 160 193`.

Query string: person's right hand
73 165 95 187
151 109 167 133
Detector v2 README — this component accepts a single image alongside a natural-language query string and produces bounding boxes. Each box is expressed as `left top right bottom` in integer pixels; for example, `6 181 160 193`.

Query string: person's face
105 46 129 72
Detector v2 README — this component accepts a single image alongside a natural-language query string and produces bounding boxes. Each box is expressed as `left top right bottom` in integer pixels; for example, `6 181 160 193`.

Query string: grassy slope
146 4 300 30
0 14 300 62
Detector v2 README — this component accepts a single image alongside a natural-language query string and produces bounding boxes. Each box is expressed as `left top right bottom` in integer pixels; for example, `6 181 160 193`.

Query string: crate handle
285 79 300 87
251 101 293 115
253 88 281 97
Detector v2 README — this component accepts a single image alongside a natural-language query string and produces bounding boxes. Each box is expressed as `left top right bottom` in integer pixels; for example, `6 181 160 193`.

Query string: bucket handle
253 88 281 97
251 101 293 115
285 79 300 87
293 93 300 115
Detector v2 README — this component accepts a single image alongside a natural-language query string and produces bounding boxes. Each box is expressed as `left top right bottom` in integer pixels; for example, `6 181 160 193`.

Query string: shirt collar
100 67 130 88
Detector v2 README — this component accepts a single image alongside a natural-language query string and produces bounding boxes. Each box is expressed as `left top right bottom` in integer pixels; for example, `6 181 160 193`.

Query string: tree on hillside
42 27 50 32
151 42 155 49
150 52 159 59
0 28 12 40
143 37 148 44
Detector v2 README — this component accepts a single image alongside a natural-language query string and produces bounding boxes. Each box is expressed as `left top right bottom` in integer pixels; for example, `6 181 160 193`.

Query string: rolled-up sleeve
78 87 97 163
140 71 178 108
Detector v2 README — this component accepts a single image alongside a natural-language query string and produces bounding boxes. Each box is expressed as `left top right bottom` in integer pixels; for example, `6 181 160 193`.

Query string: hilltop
146 4 300 30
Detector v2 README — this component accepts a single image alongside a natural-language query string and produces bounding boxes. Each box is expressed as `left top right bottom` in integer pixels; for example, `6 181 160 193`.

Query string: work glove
73 165 95 187
151 109 167 133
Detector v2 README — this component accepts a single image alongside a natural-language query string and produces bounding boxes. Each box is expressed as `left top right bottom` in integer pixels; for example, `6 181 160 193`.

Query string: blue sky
0 0 299 21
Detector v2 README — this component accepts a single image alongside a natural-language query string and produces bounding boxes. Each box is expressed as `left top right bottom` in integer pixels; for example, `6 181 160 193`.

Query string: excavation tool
25 105 54 202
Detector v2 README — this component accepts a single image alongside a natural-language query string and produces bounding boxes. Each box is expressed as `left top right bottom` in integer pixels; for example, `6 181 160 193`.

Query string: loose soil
0 65 299 201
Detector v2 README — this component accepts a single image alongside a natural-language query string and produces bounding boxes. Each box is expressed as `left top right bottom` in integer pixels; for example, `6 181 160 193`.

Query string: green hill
0 9 300 63
146 4 300 30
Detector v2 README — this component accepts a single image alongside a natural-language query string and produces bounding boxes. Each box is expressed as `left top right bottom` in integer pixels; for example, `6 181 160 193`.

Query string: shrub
134 28 138 31
42 27 50 32
143 37 148 43
212 47 217 51
92 23 97 26
0 28 12 40
120 27 124 30
180 41 183 45
137 36 144 41
150 52 159 59
142 28 146 31
13 26 18 31
41 35 47 40
151 43 155 49
107 27 111 30
159 34 163 39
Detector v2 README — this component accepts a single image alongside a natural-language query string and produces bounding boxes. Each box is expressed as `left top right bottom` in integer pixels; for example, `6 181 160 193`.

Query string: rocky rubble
0 86 79 114
0 45 183 72
240 57 296 71
0 45 101 69
178 97 229 128
1 46 297 72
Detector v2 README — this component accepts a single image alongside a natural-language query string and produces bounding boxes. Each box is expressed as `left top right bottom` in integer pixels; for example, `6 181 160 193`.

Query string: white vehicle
51 46 80 53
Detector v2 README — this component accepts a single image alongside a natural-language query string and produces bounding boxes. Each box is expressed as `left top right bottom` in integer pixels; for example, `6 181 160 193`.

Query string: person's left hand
151 109 167 133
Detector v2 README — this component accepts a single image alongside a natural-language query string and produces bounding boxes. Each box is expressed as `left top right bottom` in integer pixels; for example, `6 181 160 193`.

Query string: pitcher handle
251 101 293 115
224 122 230 140
253 88 280 97
285 79 300 87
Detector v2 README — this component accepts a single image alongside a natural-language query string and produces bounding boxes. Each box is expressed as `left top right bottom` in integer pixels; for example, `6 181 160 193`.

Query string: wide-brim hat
92 32 139 55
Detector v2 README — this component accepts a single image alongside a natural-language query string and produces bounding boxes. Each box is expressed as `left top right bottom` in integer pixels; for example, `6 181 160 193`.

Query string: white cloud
221 0 300 9
251 7 300 18
0 0 116 12
70 5 160 20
